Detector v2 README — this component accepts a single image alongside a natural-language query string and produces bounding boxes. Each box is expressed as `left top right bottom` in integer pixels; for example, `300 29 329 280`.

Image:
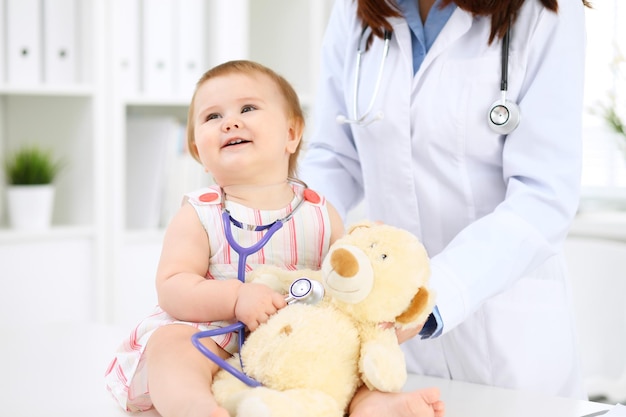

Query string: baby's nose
223 119 240 131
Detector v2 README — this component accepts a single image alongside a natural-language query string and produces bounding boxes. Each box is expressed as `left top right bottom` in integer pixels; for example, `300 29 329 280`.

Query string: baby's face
191 72 300 186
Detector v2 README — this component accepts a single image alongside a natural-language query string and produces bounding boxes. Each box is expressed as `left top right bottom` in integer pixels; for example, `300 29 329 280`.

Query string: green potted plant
601 95 626 151
596 49 626 156
3 145 65 230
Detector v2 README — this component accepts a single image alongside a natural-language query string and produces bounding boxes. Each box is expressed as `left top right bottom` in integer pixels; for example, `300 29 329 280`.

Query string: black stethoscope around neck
337 24 520 135
487 26 521 135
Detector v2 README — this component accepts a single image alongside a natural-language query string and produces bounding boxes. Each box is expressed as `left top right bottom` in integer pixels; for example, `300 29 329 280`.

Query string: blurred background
0 0 624 405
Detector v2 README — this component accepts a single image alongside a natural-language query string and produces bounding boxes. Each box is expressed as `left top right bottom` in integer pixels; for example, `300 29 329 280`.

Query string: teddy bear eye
380 253 388 260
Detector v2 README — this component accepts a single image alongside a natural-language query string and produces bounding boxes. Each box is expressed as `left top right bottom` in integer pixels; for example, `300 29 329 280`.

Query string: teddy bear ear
395 286 434 328
346 220 376 235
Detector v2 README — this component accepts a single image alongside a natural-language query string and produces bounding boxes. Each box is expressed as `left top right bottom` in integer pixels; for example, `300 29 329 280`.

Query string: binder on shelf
42 0 77 85
6 0 42 85
141 0 174 96
174 0 205 98
207 0 249 66
126 116 179 230
113 0 140 96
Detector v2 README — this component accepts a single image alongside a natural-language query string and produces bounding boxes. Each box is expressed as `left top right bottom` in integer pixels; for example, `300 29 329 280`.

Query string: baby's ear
286 119 304 154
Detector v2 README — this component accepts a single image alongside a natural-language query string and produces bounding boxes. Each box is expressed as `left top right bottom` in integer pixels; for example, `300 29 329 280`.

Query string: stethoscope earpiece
337 111 384 126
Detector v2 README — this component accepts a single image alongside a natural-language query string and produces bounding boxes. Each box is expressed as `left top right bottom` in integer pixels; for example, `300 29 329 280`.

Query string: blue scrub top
396 0 456 74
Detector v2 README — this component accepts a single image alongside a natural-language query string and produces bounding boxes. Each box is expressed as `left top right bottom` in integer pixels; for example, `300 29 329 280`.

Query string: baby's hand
234 282 287 331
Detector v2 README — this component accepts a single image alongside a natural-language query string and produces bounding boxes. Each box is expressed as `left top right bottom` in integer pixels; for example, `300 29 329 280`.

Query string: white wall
581 1 626 192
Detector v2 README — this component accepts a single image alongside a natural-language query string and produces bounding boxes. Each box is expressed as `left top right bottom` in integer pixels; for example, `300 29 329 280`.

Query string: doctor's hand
380 322 425 344
234 282 287 331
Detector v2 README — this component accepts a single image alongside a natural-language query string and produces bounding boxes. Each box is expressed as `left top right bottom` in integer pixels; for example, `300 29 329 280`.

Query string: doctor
302 0 591 415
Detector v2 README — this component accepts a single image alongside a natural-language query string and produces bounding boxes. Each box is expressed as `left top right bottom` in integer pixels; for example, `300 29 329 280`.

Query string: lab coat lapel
389 17 413 74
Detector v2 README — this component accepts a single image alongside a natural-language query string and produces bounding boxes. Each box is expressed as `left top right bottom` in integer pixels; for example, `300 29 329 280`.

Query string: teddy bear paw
360 344 407 392
236 396 272 417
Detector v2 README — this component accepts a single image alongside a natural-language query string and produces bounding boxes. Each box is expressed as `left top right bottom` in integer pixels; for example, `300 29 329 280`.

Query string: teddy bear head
321 221 434 329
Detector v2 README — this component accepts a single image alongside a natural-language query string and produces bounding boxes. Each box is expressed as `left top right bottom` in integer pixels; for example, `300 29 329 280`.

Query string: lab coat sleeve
430 1 586 334
299 0 364 221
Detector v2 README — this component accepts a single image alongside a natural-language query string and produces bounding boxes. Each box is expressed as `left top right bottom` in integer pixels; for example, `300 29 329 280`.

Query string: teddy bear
210 221 435 417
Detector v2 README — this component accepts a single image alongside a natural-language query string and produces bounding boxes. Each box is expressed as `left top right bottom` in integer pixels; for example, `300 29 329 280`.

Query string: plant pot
6 185 55 230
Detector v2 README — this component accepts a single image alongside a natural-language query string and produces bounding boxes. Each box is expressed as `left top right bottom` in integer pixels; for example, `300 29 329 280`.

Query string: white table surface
404 375 611 417
0 322 612 417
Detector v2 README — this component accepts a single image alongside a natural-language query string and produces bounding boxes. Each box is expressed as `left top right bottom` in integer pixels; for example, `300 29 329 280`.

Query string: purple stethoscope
191 181 325 387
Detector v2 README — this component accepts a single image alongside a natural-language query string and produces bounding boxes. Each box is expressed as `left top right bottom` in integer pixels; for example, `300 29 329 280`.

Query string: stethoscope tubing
196 212 286 387
192 180 309 387
223 210 285 286
345 28 391 125
191 322 262 387
343 24 518 132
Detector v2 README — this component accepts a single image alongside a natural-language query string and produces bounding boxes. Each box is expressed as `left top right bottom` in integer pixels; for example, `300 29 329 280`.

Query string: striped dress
105 183 332 411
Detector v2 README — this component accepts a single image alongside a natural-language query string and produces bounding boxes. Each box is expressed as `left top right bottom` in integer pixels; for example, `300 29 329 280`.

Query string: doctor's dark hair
358 0 592 46
186 60 305 179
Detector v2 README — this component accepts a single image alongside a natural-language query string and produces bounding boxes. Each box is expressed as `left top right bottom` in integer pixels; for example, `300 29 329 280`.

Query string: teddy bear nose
330 248 359 278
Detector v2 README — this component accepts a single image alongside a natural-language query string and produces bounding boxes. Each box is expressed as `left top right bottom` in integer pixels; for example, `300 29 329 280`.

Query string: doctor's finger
395 324 423 344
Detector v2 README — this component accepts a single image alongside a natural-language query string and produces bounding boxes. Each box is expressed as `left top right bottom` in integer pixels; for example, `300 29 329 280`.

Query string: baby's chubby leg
145 324 231 417
349 385 445 417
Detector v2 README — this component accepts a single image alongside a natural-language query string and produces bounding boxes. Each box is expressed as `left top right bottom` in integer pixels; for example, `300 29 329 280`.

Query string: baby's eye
241 105 256 113
206 113 220 121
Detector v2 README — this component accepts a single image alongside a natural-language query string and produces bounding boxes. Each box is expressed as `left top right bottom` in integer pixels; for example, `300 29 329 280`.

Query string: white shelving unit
0 0 334 326
0 0 107 324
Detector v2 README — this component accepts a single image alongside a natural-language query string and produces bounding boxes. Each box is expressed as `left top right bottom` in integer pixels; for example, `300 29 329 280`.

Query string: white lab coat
301 0 587 398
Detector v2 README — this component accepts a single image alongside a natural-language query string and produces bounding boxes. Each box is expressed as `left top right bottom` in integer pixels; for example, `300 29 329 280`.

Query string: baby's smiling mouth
223 138 251 147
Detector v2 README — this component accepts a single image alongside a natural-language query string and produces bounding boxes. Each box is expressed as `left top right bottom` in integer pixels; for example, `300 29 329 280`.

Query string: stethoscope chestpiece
487 98 521 135
285 277 325 305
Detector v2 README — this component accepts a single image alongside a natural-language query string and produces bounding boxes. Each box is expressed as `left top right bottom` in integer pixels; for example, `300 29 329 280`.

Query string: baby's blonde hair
187 60 305 178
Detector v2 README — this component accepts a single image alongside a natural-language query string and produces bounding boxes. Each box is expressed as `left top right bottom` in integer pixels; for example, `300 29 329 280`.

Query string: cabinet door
0 238 94 324
564 236 626 402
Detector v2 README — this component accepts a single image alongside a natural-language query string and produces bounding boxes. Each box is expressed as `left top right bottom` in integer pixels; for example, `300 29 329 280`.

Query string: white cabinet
0 0 334 325
0 0 107 323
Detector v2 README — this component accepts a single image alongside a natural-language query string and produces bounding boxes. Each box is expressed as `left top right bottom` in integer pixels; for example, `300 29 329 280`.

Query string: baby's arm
155 203 285 327
326 200 345 245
